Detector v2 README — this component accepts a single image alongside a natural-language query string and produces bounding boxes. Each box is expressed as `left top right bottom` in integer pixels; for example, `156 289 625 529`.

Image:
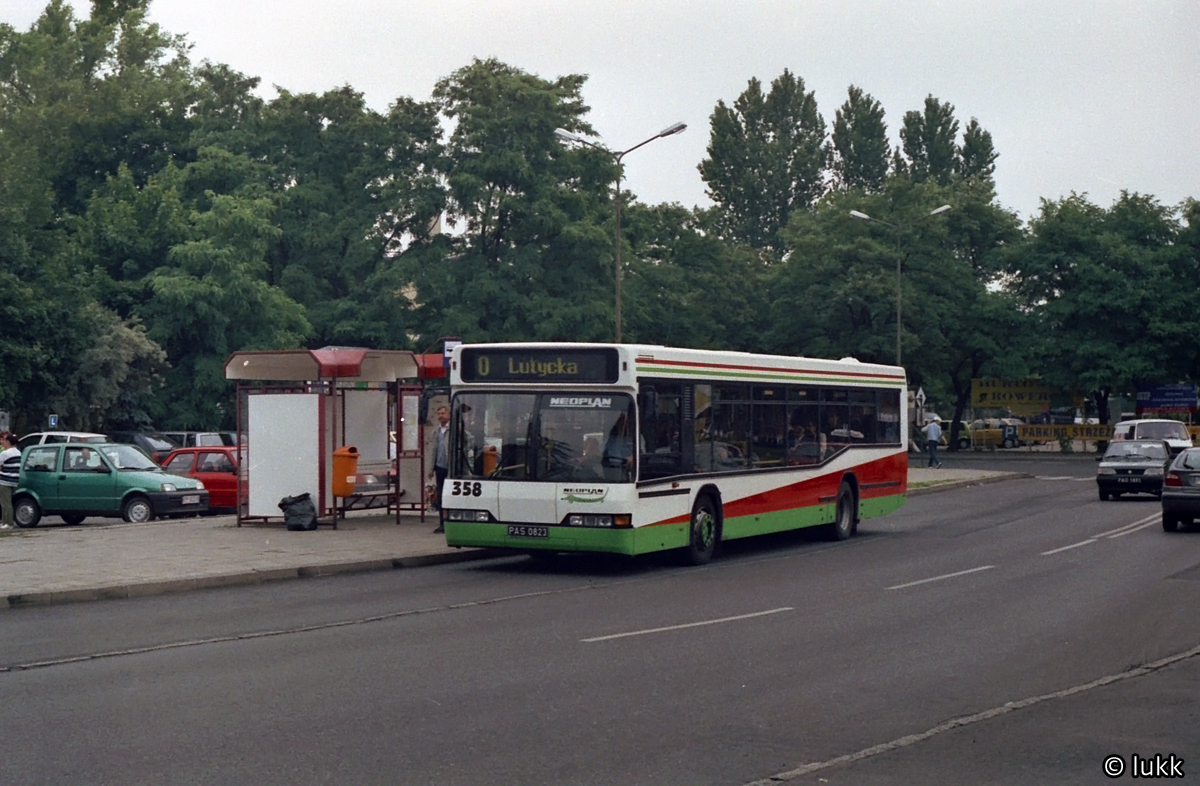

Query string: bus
441 343 908 564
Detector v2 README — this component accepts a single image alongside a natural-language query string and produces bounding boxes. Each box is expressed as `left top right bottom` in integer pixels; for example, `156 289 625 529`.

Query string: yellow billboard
971 379 1055 416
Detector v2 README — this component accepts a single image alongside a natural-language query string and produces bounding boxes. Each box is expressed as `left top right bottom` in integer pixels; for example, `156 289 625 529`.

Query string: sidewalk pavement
0 467 1029 610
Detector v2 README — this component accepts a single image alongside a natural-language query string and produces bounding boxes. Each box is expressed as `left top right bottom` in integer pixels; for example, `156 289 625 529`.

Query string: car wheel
14 496 40 528
61 513 86 526
1098 489 1109 501
686 494 719 565
827 481 855 541
122 495 154 523
1002 438 1015 449
957 438 970 450
1162 514 1180 532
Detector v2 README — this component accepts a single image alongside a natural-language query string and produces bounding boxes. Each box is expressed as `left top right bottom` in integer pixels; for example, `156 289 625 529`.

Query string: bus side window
639 382 682 480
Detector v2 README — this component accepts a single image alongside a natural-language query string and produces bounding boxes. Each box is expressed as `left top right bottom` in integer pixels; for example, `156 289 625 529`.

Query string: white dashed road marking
581 607 793 643
885 565 995 591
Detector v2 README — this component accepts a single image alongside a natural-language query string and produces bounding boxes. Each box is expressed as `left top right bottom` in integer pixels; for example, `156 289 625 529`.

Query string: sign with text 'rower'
971 379 1054 416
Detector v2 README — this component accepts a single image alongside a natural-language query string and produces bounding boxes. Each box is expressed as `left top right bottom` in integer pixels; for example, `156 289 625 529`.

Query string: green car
13 443 210 527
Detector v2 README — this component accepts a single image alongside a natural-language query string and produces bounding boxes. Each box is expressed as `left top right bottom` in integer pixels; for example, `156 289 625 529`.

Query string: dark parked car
1030 409 1077 425
105 431 180 464
1161 447 1200 531
1095 439 1170 501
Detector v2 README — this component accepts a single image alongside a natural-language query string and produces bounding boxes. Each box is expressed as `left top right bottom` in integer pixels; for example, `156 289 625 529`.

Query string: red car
161 447 240 510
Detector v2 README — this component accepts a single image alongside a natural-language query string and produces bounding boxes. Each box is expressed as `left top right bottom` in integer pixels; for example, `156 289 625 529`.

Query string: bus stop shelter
223 347 427 527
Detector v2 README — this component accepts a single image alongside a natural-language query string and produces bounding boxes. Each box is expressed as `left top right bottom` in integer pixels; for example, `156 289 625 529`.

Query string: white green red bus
442 343 908 564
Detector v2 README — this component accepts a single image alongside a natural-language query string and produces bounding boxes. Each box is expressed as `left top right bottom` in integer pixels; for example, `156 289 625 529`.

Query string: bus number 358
451 481 483 497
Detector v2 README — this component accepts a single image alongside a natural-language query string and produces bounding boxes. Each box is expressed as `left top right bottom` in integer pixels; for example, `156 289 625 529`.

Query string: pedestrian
922 417 943 468
428 405 450 533
0 431 20 529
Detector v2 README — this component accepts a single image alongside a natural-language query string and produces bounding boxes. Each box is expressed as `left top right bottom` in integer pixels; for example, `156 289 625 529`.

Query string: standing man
0 431 20 529
429 406 450 533
922 417 943 468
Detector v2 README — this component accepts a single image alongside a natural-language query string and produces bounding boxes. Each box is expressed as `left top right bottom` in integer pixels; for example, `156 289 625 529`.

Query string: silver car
1161 447 1200 532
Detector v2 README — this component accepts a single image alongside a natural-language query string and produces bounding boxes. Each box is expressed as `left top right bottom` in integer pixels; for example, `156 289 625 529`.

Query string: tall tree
899 96 959 186
830 85 890 193
699 69 829 257
255 87 444 347
776 177 1032 444
404 58 614 344
1003 192 1191 423
958 118 998 183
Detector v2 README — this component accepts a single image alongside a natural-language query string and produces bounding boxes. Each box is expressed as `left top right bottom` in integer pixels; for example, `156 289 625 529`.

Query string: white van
1111 419 1193 454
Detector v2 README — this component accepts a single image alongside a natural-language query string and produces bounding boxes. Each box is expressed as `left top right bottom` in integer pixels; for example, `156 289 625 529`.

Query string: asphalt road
1 467 1197 785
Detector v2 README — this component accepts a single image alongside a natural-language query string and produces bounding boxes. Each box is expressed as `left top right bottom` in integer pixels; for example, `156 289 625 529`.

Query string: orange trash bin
332 446 359 497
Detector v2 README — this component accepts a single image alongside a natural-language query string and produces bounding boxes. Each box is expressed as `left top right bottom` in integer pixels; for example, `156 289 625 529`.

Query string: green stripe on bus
445 493 905 556
721 504 836 539
720 492 905 540
860 493 906 519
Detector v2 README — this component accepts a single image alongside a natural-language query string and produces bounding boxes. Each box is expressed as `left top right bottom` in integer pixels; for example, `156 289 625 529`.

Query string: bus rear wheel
686 494 718 565
827 481 855 541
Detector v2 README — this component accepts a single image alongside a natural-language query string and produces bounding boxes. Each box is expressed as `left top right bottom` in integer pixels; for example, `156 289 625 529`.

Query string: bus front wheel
686 495 718 565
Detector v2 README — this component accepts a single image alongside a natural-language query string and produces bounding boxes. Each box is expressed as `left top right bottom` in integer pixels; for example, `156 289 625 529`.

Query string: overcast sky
8 1 1197 222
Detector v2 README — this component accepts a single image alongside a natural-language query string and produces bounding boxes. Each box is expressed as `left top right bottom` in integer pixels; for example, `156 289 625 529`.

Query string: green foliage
900 96 960 186
403 58 613 344
699 69 829 257
51 303 167 430
141 192 310 427
831 86 890 193
1002 192 1194 420
2 1 1195 438
621 203 771 351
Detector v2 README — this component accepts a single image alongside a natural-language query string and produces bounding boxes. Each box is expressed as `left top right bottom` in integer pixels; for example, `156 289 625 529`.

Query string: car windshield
1104 442 1167 461
451 392 636 483
98 444 159 470
1135 422 1188 440
1177 450 1200 470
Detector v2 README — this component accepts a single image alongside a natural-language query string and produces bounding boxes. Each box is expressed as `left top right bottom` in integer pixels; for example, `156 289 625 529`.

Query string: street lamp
555 122 687 343
849 204 952 366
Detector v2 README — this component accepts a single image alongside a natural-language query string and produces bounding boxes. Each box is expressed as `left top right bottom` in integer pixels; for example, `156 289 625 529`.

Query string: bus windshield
452 392 636 483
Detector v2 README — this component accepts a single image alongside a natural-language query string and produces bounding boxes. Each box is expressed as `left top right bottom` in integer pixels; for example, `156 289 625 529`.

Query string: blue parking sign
48 414 58 428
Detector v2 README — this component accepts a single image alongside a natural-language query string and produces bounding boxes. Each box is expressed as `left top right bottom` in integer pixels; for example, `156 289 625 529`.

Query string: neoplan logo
548 397 613 408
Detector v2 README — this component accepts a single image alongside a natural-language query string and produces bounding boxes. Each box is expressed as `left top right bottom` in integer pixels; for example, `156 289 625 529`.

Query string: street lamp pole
849 204 952 366
555 122 687 343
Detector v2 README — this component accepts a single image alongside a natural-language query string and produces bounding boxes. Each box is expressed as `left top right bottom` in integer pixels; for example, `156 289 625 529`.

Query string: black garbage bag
279 492 318 531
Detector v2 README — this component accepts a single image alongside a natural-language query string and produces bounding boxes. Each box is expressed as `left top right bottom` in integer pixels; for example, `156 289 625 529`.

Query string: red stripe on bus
644 453 907 526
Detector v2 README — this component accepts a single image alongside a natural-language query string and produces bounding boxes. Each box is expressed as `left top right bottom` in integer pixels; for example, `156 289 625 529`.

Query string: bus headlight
567 514 632 528
447 509 491 522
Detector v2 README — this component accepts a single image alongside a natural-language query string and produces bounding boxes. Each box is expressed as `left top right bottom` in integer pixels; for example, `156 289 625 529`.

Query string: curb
908 472 1033 497
2 546 504 610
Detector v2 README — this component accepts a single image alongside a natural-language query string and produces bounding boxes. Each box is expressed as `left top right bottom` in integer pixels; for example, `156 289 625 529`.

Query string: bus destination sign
461 347 619 383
